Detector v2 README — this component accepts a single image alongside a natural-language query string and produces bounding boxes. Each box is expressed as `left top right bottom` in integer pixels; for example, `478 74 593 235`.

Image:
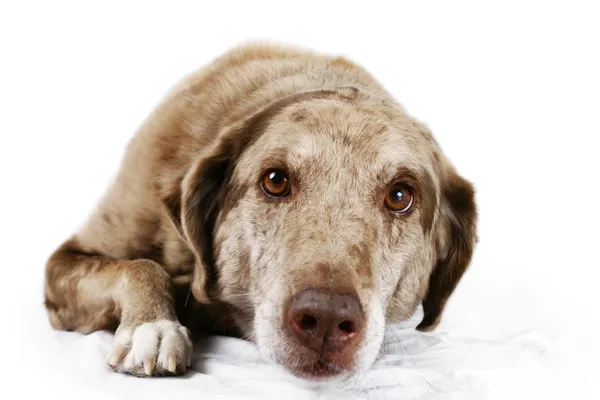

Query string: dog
44 43 477 380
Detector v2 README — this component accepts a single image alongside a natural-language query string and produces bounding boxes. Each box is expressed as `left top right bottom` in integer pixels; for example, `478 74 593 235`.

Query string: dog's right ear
160 105 274 303
161 132 247 304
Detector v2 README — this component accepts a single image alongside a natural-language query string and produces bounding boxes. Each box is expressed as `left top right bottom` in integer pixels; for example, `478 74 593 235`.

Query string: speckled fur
44 42 477 379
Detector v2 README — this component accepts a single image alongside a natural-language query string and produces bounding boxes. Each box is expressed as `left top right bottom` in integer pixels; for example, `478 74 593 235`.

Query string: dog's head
166 87 477 380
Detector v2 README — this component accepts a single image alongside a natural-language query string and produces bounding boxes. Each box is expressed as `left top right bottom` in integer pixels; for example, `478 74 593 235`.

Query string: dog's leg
44 238 192 376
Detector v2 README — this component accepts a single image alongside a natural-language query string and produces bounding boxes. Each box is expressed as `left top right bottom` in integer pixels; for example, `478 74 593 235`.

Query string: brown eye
261 169 291 197
384 184 414 213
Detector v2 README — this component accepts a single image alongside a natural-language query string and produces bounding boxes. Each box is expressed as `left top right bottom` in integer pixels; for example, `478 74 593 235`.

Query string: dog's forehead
246 98 435 177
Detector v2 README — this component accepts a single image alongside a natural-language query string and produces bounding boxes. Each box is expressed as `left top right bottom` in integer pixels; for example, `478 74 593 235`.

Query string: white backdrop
1 1 599 399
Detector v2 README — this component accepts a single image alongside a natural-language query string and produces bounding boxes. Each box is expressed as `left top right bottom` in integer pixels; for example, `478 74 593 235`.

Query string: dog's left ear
417 165 478 331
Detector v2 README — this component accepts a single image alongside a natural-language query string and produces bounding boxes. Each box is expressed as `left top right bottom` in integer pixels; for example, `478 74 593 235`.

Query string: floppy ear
161 130 252 304
160 101 274 303
416 166 478 331
161 140 229 303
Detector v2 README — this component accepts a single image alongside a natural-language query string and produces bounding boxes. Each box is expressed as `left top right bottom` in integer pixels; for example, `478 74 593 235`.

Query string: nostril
338 320 356 334
295 314 317 331
288 289 363 353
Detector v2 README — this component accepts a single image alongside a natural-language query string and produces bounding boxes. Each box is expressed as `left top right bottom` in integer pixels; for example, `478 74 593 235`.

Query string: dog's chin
273 343 359 383
256 340 356 383
283 360 354 382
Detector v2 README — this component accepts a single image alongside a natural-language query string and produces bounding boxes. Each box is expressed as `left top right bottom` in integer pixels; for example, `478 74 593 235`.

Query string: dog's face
171 89 477 380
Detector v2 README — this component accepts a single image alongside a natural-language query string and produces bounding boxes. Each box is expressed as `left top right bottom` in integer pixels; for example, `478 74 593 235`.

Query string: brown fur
44 43 477 378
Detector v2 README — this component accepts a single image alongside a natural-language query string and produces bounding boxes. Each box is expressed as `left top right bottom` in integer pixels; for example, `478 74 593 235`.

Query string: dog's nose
287 288 363 354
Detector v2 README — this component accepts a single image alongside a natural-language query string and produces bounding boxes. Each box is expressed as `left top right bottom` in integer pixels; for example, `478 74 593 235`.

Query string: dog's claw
144 359 155 376
109 345 126 366
168 356 177 372
109 354 119 366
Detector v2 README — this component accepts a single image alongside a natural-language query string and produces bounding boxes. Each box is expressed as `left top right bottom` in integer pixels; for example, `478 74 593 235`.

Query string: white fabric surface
22 300 571 400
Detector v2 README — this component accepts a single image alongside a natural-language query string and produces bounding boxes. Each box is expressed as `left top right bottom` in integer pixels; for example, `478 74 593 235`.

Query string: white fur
254 280 285 367
108 320 192 376
354 295 386 374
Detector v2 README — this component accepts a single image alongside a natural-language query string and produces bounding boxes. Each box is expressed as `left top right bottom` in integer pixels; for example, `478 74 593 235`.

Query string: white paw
108 320 192 376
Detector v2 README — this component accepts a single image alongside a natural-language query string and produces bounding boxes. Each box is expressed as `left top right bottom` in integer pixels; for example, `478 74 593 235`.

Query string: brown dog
44 43 477 380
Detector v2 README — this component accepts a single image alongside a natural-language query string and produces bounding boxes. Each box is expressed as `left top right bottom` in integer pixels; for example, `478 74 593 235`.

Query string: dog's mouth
279 340 358 380
285 359 348 379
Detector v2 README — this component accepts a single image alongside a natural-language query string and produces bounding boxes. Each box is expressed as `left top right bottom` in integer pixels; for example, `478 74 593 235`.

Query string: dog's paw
108 319 192 377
